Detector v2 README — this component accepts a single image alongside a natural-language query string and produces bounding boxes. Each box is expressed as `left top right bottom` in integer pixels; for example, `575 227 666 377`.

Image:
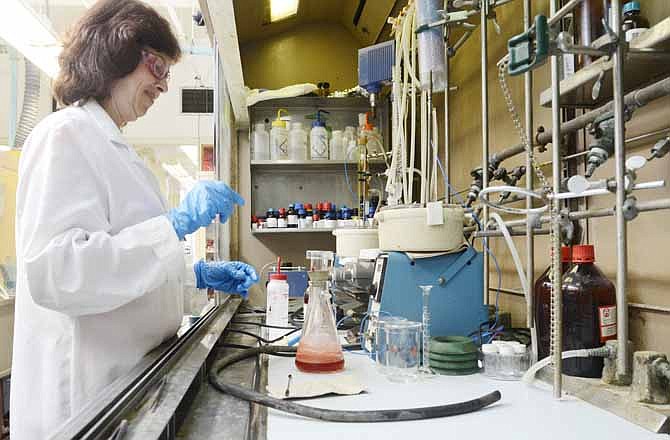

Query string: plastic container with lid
623 1 649 42
288 122 308 160
332 228 379 258
534 246 573 361
329 130 345 160
252 123 270 160
270 109 289 160
561 244 617 378
481 341 530 380
375 205 464 252
309 110 330 160
267 259 290 340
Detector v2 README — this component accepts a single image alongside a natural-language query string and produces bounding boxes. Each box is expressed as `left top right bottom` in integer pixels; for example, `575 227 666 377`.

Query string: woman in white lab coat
9 1 257 438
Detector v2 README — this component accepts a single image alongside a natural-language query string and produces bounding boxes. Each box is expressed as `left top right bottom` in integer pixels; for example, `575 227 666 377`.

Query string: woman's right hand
167 181 244 240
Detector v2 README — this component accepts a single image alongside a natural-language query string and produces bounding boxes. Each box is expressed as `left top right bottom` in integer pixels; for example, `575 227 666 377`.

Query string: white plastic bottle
330 130 345 160
252 123 270 160
266 273 290 340
288 122 308 160
309 110 330 160
270 109 289 160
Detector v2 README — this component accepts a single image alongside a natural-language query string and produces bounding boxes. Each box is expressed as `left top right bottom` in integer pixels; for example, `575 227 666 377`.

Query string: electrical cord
230 320 299 330
208 344 502 423
225 328 301 345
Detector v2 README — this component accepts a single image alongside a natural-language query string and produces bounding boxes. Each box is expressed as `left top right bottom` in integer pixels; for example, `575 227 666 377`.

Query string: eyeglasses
142 50 170 81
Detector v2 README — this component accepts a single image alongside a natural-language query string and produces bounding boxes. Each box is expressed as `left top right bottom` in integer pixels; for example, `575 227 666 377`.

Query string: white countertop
267 352 663 439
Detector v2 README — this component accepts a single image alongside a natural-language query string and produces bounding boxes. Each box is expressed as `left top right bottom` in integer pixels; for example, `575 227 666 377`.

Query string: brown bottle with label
561 244 617 378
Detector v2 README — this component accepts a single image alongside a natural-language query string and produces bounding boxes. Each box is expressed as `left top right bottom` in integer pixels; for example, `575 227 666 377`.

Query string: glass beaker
378 320 422 383
295 250 344 373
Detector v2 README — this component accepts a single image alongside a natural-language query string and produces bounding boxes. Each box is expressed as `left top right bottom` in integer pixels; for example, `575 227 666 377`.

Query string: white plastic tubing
522 347 610 384
388 3 438 206
388 3 418 206
488 213 538 359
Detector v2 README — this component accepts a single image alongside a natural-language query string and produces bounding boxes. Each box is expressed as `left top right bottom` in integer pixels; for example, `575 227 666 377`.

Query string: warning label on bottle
599 306 617 342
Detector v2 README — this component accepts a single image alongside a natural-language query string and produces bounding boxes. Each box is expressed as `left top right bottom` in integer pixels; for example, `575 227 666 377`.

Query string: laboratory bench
51 303 665 439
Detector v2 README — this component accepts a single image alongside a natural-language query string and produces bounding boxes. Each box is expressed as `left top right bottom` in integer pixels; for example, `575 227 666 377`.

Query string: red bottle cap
269 273 287 281
561 246 572 263
251 215 258 223
572 244 595 263
312 214 320 221
305 203 312 210
325 202 332 210
279 208 286 214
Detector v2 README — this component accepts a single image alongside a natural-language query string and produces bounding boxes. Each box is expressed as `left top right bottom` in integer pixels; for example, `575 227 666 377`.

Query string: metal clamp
508 15 550 76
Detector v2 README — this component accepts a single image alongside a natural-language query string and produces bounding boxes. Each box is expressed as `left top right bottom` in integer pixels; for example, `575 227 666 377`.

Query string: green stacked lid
429 336 480 375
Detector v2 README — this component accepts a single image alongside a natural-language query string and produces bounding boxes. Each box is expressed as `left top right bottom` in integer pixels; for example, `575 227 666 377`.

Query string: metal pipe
629 303 670 315
475 228 549 238
477 76 670 172
537 127 670 167
524 0 534 335
481 197 670 231
548 0 586 26
611 0 630 380
481 0 490 306
549 0 563 399
536 76 670 146
580 0 594 65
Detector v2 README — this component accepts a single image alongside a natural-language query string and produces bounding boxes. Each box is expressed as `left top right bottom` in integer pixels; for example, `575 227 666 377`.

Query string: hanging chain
497 59 561 362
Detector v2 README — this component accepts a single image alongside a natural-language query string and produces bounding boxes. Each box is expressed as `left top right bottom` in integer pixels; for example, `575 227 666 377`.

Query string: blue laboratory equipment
358 40 394 115
364 247 488 353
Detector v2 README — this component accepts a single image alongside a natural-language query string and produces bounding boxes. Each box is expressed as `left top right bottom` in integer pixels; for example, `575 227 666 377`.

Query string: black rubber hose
208 345 502 423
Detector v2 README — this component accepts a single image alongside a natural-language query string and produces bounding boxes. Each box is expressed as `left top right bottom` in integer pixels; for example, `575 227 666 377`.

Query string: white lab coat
10 100 186 439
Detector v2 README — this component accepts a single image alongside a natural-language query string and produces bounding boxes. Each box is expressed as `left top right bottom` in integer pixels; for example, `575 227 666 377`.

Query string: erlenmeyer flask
295 251 344 373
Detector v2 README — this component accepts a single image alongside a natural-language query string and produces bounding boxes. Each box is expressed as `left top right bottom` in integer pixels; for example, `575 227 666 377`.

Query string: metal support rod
549 0 563 399
481 0 490 306
611 0 630 379
524 0 534 336
444 13 451 202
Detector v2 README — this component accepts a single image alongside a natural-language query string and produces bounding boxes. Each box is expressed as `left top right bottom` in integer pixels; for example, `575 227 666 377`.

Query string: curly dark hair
53 0 182 106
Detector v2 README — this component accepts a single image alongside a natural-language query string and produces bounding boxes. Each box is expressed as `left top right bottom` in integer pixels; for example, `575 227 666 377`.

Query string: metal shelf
251 228 336 235
249 96 372 111
539 17 670 108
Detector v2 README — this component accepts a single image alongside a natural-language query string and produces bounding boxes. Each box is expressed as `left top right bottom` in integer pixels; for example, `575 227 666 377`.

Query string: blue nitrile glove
167 181 244 240
193 260 259 297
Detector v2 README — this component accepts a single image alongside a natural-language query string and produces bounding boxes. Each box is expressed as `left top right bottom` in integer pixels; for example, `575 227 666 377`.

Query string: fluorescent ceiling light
0 146 11 152
270 0 299 23
0 0 61 78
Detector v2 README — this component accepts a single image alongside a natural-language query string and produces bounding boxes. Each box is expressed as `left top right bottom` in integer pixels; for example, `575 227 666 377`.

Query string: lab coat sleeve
18 121 183 316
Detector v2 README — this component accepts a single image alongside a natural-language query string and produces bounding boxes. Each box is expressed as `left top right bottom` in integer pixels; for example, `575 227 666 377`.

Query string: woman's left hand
193 260 259 297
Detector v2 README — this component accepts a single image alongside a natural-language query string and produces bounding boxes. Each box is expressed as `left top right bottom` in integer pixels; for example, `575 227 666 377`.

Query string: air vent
181 88 214 113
